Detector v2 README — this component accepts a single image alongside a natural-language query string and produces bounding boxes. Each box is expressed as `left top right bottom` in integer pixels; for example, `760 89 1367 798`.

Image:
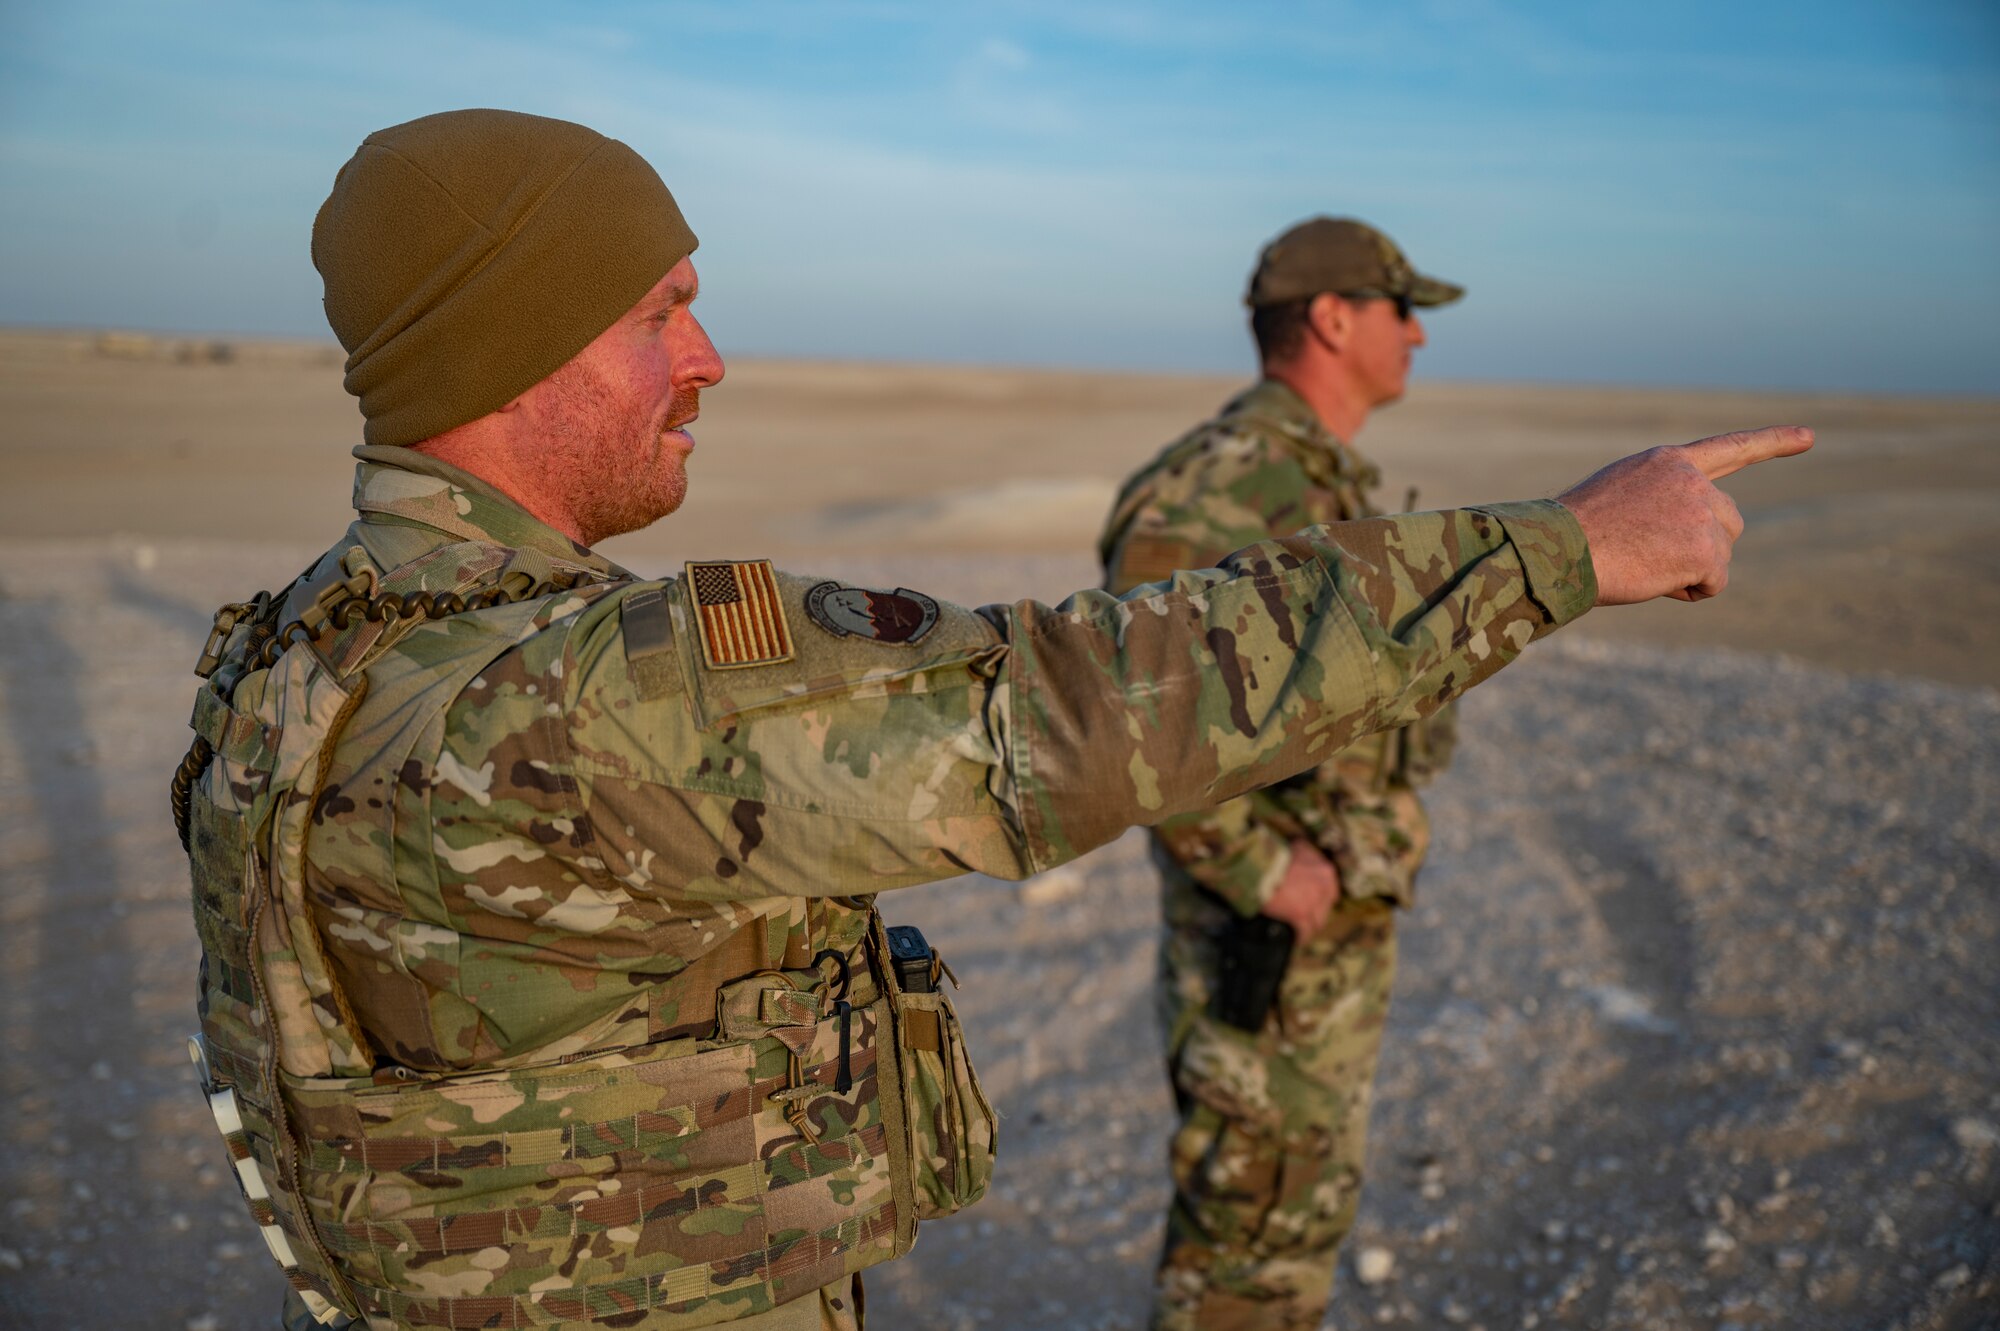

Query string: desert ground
0 327 1995 1329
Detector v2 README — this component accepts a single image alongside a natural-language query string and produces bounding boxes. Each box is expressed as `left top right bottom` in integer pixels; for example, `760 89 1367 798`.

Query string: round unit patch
803 581 941 645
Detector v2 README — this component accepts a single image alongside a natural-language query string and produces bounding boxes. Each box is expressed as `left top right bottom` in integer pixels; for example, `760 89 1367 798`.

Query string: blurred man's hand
1559 425 1814 605
1261 839 1340 938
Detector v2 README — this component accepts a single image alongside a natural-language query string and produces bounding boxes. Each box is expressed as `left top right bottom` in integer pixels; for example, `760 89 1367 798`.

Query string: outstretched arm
567 429 1810 898
1000 500 1588 871
1000 426 1813 872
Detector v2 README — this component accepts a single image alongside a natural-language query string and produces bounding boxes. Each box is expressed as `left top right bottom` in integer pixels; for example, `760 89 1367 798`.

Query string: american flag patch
684 560 795 669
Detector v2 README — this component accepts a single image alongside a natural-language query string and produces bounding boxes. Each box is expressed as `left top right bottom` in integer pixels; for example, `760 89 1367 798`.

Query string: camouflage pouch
877 926 993 1221
892 985 997 1219
282 999 901 1327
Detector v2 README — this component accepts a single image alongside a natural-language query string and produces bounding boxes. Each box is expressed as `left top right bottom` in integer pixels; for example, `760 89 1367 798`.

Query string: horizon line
6 321 1998 406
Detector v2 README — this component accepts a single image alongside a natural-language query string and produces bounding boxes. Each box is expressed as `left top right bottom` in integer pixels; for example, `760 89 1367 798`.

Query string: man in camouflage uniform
174 110 1806 1331
1098 218 1476 1329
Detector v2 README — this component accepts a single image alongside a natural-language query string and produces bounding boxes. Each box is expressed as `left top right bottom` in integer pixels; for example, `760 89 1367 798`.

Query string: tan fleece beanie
313 108 698 447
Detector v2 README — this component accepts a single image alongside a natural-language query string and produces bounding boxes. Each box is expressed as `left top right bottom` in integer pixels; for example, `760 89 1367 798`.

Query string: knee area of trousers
1172 1118 1363 1257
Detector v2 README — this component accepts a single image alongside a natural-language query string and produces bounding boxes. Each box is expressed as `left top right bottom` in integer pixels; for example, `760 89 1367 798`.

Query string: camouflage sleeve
1103 437 1316 914
564 499 1591 898
1260 690 1457 906
1270 772 1430 904
996 497 1594 875
1146 799 1298 916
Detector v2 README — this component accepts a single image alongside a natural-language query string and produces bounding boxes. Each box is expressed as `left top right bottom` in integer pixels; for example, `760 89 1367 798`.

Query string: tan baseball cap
1245 216 1463 309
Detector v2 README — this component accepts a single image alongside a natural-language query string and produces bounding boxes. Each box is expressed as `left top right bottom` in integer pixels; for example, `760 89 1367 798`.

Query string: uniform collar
1222 379 1379 483
350 445 631 580
1221 378 1336 443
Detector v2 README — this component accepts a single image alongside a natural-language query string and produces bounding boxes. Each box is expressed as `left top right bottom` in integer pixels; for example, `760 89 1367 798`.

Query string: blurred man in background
1100 217 1466 1330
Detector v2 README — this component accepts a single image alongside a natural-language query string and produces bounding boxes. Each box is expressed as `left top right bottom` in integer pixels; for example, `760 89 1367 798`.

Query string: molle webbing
272 913 916 1329
181 544 623 1320
284 986 899 1328
182 547 934 1325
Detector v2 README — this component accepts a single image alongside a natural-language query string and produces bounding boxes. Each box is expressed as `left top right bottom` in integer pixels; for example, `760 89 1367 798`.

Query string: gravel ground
1 541 1995 1330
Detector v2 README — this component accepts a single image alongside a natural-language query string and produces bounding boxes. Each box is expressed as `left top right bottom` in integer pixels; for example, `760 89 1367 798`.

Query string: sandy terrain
1 330 1996 1329
6 327 1999 687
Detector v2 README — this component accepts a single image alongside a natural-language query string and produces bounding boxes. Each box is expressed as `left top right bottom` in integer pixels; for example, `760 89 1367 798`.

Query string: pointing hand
1556 426 1815 606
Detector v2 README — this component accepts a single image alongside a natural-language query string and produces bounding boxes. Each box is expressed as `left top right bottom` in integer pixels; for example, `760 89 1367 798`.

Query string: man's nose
680 318 725 388
1407 314 1427 348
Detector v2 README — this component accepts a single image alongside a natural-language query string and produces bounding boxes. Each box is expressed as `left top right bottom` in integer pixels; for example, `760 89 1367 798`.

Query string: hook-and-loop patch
685 560 796 670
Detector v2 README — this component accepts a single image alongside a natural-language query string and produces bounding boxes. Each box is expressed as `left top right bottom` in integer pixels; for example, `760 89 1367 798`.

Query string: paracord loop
172 569 600 851
170 735 216 853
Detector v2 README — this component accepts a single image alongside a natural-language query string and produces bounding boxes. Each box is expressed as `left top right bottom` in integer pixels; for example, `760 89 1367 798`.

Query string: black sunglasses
1339 288 1414 322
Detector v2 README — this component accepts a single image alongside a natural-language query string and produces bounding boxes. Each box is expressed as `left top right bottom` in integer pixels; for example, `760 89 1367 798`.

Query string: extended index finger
1680 425 1816 481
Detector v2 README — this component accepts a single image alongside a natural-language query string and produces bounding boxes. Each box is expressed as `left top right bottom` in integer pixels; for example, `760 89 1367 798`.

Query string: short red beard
534 361 697 547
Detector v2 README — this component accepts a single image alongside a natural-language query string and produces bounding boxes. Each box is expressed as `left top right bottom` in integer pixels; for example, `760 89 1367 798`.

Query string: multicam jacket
1099 379 1456 912
180 443 1593 1327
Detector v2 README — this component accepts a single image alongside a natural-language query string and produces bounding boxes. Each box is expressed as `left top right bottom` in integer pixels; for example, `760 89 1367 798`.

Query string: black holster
1210 913 1295 1032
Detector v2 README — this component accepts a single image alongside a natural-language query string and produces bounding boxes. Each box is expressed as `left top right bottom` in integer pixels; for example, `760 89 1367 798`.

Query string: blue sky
2 1 1995 392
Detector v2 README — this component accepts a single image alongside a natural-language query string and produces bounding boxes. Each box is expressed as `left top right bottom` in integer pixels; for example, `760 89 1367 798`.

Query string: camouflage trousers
1151 873 1399 1331
280 1276 863 1329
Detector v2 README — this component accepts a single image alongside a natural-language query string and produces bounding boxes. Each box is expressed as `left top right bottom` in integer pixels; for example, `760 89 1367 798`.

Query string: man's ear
1305 292 1350 355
